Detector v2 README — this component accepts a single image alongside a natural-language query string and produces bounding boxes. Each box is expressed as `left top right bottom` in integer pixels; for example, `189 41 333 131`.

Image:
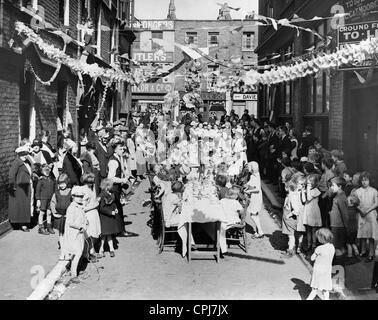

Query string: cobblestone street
59 180 311 300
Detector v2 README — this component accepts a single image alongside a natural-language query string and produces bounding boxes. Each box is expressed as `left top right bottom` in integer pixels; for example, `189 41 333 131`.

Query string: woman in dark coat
62 140 82 187
8 146 33 231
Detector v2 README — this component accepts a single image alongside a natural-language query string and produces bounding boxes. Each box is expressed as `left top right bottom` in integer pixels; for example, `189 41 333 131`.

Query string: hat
71 186 85 197
300 157 309 162
119 118 126 122
15 145 31 156
31 139 42 148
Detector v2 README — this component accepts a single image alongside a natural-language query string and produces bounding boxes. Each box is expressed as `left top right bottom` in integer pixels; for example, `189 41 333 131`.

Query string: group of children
36 169 125 278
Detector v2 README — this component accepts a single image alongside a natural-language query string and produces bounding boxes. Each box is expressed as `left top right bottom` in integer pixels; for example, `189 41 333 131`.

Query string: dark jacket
277 135 293 156
62 152 82 186
298 133 316 158
329 191 349 228
36 176 55 200
94 140 110 179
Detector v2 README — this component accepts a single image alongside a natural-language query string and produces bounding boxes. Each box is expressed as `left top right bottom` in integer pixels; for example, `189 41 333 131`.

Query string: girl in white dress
307 228 335 300
355 172 378 261
233 129 248 165
245 162 264 238
126 133 137 178
82 173 101 260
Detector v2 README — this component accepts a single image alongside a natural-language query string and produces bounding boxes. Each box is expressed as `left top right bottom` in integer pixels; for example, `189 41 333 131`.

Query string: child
215 174 229 200
293 174 306 253
50 173 72 260
282 181 299 258
343 171 354 197
306 228 335 300
355 172 378 262
220 187 243 227
162 181 184 228
98 179 123 258
331 150 347 177
63 186 88 278
301 174 322 252
245 162 264 238
346 194 360 258
82 173 101 261
36 164 56 235
329 177 349 256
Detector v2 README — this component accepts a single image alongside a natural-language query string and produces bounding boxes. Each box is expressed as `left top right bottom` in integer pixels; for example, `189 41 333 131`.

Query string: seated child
220 187 243 227
215 174 229 200
162 181 184 227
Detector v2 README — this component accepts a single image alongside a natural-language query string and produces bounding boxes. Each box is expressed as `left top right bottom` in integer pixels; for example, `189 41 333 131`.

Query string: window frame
20 0 38 11
207 32 219 47
185 31 198 45
242 32 255 51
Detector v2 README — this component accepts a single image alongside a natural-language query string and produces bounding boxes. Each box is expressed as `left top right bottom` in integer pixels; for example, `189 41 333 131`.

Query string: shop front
232 92 258 118
200 91 226 121
131 82 174 113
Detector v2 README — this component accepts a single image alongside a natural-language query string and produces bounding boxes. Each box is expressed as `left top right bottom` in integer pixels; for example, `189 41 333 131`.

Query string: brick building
256 0 378 181
174 19 258 119
0 0 135 224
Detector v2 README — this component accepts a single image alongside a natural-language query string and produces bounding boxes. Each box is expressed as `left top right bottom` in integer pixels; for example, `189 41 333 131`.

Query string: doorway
348 86 378 182
19 71 35 143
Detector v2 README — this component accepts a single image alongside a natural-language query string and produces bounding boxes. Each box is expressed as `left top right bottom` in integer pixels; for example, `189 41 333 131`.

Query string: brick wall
0 51 22 223
328 72 344 149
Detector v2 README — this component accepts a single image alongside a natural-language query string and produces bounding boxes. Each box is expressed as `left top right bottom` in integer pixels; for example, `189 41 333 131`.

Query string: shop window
152 31 163 49
306 72 330 114
208 32 219 47
186 32 198 45
242 32 255 51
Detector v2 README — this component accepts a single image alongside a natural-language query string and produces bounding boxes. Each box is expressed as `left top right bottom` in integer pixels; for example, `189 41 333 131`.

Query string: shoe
282 250 295 259
110 251 115 258
96 253 104 259
21 226 30 232
38 225 49 235
88 254 98 263
47 224 55 234
122 231 139 237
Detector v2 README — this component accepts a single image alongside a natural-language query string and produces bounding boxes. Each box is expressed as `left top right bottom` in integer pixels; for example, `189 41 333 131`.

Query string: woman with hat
8 145 34 231
62 140 83 187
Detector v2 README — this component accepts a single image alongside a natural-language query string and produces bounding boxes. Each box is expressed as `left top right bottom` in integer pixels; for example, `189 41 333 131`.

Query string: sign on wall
343 0 378 21
132 83 174 94
133 51 174 63
337 21 378 70
132 20 174 30
233 93 258 101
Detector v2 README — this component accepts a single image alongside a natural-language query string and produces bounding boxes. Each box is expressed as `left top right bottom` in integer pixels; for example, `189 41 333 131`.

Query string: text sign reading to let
338 21 378 70
133 51 174 63
132 83 174 94
233 93 258 101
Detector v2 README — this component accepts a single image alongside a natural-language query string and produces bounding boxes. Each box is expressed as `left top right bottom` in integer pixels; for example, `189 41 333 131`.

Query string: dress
162 193 181 228
126 138 137 171
98 191 123 235
302 188 322 227
220 198 242 226
135 145 147 176
310 243 335 291
51 188 72 234
82 185 101 238
282 193 297 236
246 174 263 214
292 190 305 232
63 202 88 256
355 186 378 240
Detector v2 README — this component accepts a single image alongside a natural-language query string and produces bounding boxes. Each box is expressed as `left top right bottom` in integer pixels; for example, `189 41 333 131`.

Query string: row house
256 0 378 182
0 0 135 224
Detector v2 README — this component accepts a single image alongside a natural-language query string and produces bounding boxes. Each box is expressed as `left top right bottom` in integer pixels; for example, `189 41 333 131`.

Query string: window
268 5 274 18
59 0 70 26
186 32 198 45
133 32 140 50
306 72 330 114
21 0 38 10
151 31 163 50
119 0 132 22
80 0 92 22
208 32 219 47
284 82 292 114
242 32 255 51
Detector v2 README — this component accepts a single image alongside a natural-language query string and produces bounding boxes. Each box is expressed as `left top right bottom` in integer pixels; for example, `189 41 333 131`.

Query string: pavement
261 179 378 300
58 179 312 300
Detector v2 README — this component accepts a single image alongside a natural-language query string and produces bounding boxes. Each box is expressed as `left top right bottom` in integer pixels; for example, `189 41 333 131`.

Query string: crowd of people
7 108 378 292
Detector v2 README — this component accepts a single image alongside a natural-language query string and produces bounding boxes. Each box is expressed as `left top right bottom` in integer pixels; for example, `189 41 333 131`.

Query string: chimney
167 0 177 20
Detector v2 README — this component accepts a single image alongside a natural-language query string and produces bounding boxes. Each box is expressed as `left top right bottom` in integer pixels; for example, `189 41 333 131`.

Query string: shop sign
201 92 226 101
132 20 174 30
343 0 378 22
133 51 174 63
338 21 378 70
233 93 258 101
132 83 174 94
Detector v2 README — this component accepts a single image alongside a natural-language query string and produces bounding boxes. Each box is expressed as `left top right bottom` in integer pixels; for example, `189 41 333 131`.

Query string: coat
8 157 32 224
94 140 110 179
98 191 123 235
62 152 82 187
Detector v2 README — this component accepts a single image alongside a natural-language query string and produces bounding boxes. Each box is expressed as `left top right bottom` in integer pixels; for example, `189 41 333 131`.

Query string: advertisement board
132 83 174 94
133 51 174 63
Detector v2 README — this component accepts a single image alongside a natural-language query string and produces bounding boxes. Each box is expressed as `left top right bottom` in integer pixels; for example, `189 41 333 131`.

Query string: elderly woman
8 145 34 231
